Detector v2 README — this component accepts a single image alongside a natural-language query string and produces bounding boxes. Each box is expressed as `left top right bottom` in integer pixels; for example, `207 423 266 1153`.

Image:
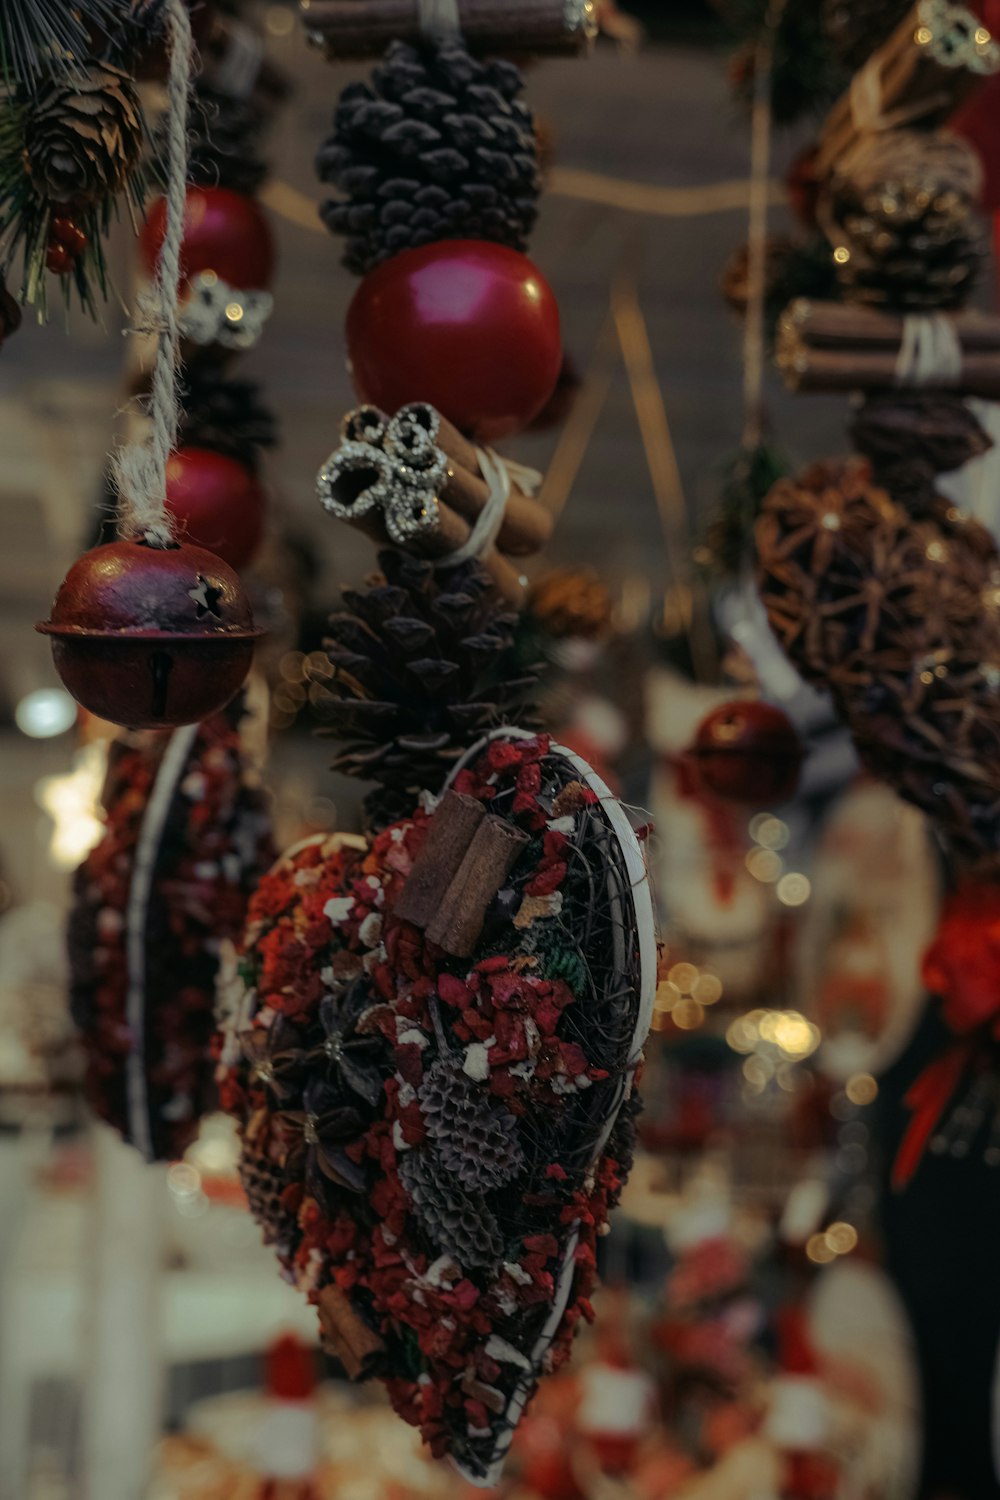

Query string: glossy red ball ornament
346 241 563 442
140 185 276 293
37 540 261 729
691 700 804 806
165 448 266 570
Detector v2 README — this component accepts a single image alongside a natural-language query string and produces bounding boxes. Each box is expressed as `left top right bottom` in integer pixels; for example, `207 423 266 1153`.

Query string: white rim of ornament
442 726 657 1487
125 722 200 1161
112 0 194 548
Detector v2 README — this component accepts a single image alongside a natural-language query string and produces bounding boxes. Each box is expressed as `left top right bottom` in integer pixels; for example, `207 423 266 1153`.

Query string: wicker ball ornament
691 701 804 806
37 540 261 729
346 240 562 442
165 447 267 571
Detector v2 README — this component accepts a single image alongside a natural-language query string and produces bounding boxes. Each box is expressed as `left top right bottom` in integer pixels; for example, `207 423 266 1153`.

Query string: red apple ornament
37 540 261 729
346 240 563 442
140 185 276 294
691 701 804 805
165 448 266 570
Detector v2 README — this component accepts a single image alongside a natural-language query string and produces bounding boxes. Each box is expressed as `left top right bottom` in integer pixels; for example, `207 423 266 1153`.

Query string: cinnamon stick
394 790 486 929
317 1284 386 1380
780 299 1000 353
816 2 999 177
300 0 597 60
426 816 530 956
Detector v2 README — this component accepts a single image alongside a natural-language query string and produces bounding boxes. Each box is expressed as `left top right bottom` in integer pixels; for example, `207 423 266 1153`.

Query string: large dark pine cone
24 61 143 206
313 550 541 830
419 1059 524 1191
316 38 541 276
179 367 278 472
399 1149 504 1270
822 131 985 311
822 0 911 70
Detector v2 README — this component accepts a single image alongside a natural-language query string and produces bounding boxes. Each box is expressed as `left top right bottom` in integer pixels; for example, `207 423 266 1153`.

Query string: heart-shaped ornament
218 729 655 1482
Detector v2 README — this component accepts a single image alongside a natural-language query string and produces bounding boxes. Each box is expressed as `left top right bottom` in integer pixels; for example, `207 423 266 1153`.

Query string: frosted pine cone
399 1149 504 1270
419 1058 523 1191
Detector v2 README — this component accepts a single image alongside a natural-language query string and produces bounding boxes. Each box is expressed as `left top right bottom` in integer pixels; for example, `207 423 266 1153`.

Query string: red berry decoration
37 540 261 729
691 700 804 806
165 447 266 571
140 185 277 293
45 242 73 276
346 240 563 443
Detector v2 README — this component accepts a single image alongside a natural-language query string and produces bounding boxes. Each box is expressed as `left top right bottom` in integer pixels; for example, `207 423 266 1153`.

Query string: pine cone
24 61 143 206
160 84 269 197
419 1058 524 1191
850 393 992 514
527 568 612 642
316 38 541 275
399 1149 504 1270
240 1146 299 1249
822 131 985 311
313 550 541 829
822 0 911 70
178 368 278 471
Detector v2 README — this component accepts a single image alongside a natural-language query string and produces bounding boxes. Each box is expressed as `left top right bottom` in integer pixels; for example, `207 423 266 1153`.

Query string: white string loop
435 450 542 568
113 0 193 546
418 0 461 38
894 314 963 387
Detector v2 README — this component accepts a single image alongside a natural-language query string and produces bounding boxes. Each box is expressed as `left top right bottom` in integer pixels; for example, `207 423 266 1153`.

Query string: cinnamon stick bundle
816 1 1000 177
394 789 486 928
426 817 529 956
776 298 1000 396
319 402 552 606
300 0 598 60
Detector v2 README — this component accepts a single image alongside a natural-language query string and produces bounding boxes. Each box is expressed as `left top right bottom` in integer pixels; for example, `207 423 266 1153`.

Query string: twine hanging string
112 0 194 548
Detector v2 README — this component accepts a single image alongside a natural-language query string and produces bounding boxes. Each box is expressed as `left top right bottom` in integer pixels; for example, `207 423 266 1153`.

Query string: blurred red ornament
346 240 563 442
785 145 821 231
140 185 276 293
515 1414 584 1500
691 701 804 805
37 539 260 729
954 2 1000 211
265 1333 318 1403
165 447 266 570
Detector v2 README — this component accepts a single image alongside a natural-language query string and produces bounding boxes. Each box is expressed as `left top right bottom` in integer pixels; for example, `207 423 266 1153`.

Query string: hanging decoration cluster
756 0 1000 1182
70 704 274 1162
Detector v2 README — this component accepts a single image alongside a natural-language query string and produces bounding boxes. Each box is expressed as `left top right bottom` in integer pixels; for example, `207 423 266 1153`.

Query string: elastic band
418 0 461 37
438 447 510 566
895 314 963 387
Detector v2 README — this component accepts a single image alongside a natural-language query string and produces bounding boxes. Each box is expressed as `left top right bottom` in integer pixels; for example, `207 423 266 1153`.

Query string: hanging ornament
218 728 654 1482
690 701 804 806
140 185 277 352
165 447 267 571
316 38 541 276
177 368 278 470
70 705 274 1162
346 240 562 442
300 0 598 61
37 540 261 729
0 56 145 314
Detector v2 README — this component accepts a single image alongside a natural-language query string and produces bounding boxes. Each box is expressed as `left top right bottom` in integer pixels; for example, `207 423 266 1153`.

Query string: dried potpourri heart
69 702 275 1162
218 728 655 1483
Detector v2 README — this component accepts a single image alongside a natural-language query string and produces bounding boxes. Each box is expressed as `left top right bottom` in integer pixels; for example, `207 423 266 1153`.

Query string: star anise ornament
240 1025 309 1103
277 1078 368 1196
315 982 387 1109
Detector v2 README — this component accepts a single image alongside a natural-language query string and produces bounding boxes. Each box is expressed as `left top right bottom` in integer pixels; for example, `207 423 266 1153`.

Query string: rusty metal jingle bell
37 539 263 729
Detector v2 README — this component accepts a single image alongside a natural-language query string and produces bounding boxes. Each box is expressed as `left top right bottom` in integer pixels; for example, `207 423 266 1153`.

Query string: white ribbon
436 449 543 568
894 314 963 388
418 0 461 37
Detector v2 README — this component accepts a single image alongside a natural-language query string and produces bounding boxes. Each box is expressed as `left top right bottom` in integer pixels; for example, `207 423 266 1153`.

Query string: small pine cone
399 1149 504 1270
240 1148 298 1249
313 550 541 830
162 85 269 198
822 131 985 311
527 568 613 641
316 38 541 275
179 368 278 471
419 1058 524 1191
24 62 144 206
